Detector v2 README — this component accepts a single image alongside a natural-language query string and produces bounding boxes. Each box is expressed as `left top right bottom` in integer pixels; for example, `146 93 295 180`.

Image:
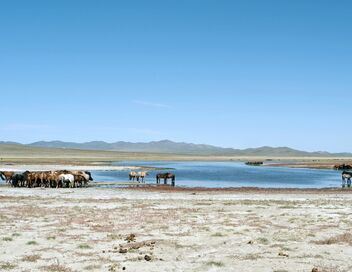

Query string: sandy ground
0 187 351 272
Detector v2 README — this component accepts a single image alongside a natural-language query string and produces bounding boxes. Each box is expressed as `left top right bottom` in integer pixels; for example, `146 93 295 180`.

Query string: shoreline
0 182 350 194
120 184 351 194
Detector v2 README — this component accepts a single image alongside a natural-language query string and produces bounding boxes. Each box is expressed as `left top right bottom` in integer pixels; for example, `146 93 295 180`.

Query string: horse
70 171 93 187
11 173 27 187
129 171 137 181
0 171 15 184
342 171 352 188
58 174 75 188
136 171 148 183
156 172 176 186
28 171 47 188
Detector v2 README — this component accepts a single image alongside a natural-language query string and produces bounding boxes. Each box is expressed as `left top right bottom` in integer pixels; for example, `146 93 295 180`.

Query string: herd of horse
0 170 176 188
0 168 349 188
0 170 93 188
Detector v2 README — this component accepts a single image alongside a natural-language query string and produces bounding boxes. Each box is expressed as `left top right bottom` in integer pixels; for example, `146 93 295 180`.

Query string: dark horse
11 172 28 187
156 173 176 186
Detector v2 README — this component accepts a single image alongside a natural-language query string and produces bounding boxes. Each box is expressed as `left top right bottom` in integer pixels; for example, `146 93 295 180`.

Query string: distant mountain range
0 140 350 157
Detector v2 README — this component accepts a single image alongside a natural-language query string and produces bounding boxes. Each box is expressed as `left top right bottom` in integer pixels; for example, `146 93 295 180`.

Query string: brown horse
0 171 15 184
24 171 46 188
156 173 176 186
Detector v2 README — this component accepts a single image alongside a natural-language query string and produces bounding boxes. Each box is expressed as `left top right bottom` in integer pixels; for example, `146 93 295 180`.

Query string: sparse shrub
78 243 91 249
257 237 269 244
0 262 17 270
211 232 225 237
206 261 224 267
41 264 72 272
22 254 41 262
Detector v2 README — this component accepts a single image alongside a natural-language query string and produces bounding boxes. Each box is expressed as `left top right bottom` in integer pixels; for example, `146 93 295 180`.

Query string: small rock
312 268 319 272
144 255 152 261
102 250 106 253
119 248 128 254
278 252 289 257
122 267 126 271
108 263 120 272
247 240 254 244
125 234 136 243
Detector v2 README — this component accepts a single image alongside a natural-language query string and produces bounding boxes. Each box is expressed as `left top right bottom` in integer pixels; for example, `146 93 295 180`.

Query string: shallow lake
91 161 342 188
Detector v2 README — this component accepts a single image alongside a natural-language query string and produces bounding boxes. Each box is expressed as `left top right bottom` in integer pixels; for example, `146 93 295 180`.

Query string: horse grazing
0 171 15 184
342 171 352 188
156 173 176 186
136 171 148 183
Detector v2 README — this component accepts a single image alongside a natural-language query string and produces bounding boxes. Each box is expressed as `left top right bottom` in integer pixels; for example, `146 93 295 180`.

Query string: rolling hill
0 140 350 157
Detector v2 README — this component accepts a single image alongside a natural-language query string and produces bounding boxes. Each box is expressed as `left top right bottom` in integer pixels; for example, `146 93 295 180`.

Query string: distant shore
0 163 164 172
0 158 350 171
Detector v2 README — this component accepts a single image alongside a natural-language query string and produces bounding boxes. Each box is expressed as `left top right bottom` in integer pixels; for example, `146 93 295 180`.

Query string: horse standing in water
342 171 352 188
129 171 137 181
0 171 15 185
136 171 148 183
156 173 176 186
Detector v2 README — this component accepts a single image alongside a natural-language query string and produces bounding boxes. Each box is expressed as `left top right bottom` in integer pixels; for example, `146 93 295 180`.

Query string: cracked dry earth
0 188 351 272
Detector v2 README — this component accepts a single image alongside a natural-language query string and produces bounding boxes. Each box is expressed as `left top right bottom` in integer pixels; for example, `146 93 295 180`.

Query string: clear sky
0 1 351 152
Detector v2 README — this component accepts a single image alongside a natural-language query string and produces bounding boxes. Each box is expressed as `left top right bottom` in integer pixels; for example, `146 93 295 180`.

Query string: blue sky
0 1 351 152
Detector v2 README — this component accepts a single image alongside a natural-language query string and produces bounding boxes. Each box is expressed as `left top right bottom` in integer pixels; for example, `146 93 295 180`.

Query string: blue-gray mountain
0 140 350 157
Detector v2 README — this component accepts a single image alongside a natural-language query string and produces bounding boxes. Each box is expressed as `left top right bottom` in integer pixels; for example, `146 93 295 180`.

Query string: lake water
91 161 342 188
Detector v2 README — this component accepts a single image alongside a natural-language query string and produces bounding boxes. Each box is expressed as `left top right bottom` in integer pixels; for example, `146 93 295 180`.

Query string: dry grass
41 264 72 272
0 262 17 270
21 254 41 262
206 261 225 267
314 233 352 245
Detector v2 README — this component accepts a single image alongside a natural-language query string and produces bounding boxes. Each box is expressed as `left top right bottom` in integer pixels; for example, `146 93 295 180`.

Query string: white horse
136 171 148 183
342 171 352 188
129 171 137 181
58 174 75 188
